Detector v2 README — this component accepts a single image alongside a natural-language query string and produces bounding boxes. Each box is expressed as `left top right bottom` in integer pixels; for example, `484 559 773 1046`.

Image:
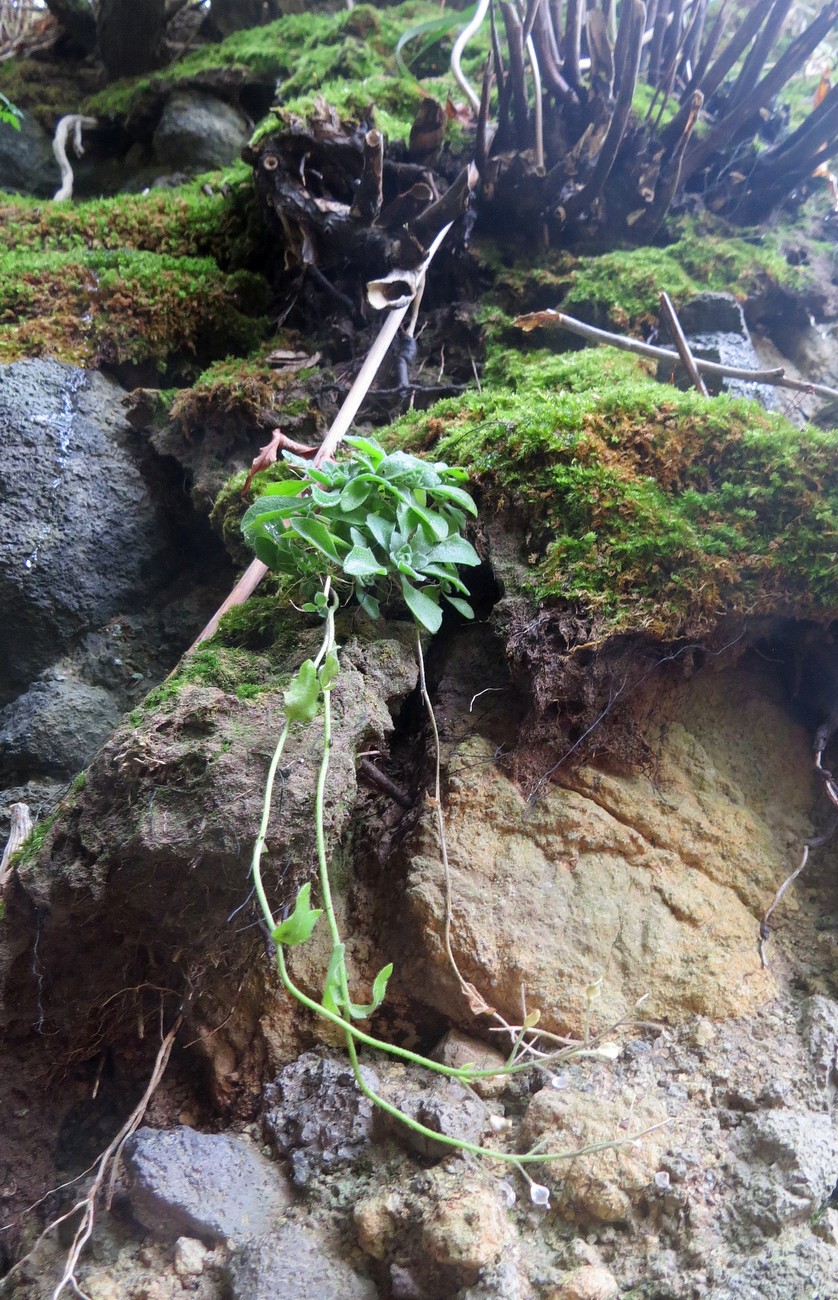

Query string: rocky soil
4 6 838 1300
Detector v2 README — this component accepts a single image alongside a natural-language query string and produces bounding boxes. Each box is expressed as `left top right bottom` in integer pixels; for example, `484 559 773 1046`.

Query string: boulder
0 360 175 701
0 111 58 197
153 91 250 173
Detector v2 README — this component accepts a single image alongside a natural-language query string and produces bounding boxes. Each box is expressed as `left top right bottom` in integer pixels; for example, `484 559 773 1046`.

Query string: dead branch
659 291 708 395
351 129 384 222
514 308 838 401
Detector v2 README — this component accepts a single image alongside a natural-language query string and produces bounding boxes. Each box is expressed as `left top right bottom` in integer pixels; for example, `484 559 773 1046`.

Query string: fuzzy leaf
288 517 343 562
429 483 478 515
426 535 481 566
271 883 323 946
401 577 442 633
444 595 475 619
339 478 373 511
343 545 387 578
356 591 381 620
284 659 319 723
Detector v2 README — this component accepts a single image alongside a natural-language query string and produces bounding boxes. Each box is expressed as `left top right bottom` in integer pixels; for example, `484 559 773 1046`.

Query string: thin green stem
250 721 289 933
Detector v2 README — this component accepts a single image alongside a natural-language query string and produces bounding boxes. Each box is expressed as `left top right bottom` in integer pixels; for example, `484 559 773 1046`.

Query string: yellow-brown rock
402 664 813 1033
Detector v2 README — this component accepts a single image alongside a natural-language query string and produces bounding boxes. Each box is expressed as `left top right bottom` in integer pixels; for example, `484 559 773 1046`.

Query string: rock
373 1063 488 1158
0 111 58 197
400 661 813 1034
732 1109 838 1234
431 1030 508 1099
153 91 250 172
520 1087 667 1224
123 1126 292 1245
261 1050 378 1188
173 1236 208 1276
226 1223 378 1300
801 994 838 1089
0 360 174 700
0 678 119 780
657 292 781 409
548 1266 620 1300
420 1176 511 1274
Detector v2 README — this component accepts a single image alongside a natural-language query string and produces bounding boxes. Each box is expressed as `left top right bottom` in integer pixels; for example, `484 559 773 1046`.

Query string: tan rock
432 1029 509 1098
548 1264 620 1299
420 1174 512 1273
520 1087 667 1224
354 1190 406 1260
401 665 811 1032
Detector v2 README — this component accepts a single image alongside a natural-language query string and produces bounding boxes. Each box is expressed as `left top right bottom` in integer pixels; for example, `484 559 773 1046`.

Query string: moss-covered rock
487 222 828 331
392 346 838 642
0 246 266 368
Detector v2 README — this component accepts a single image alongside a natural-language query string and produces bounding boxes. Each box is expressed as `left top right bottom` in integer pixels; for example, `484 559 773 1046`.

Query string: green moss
83 2 445 125
170 350 319 438
0 246 266 367
489 221 825 331
8 811 59 872
392 351 838 640
0 58 101 130
0 189 233 260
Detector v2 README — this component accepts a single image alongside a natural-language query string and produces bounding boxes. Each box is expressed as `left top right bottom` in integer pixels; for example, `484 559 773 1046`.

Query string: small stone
174 1237 207 1276
549 1265 620 1300
227 1224 377 1300
81 1273 120 1300
432 1030 509 1098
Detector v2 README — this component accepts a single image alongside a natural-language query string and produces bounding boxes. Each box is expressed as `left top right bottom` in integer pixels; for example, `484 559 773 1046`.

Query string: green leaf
319 649 340 690
363 513 393 554
428 483 478 516
348 963 394 1018
309 485 341 507
261 479 307 497
422 563 471 594
322 943 347 1017
344 436 384 467
426 535 481 566
356 591 381 620
288 517 343 562
271 883 323 946
284 659 320 723
343 545 387 578
339 478 373 511
406 502 450 540
444 595 475 619
401 577 442 633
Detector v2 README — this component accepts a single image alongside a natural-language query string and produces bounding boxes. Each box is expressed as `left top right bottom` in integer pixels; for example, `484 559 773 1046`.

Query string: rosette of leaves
241 437 480 633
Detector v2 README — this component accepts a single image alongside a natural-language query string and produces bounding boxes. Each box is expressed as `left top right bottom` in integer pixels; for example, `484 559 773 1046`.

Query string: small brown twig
357 758 412 808
659 291 708 396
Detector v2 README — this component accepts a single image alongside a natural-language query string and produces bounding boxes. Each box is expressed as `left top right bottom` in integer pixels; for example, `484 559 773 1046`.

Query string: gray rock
801 995 838 1091
0 111 59 197
227 1223 378 1300
0 678 119 780
0 360 174 700
374 1065 487 1159
733 1110 838 1235
153 91 249 172
708 1235 838 1300
262 1051 379 1188
123 1126 292 1245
